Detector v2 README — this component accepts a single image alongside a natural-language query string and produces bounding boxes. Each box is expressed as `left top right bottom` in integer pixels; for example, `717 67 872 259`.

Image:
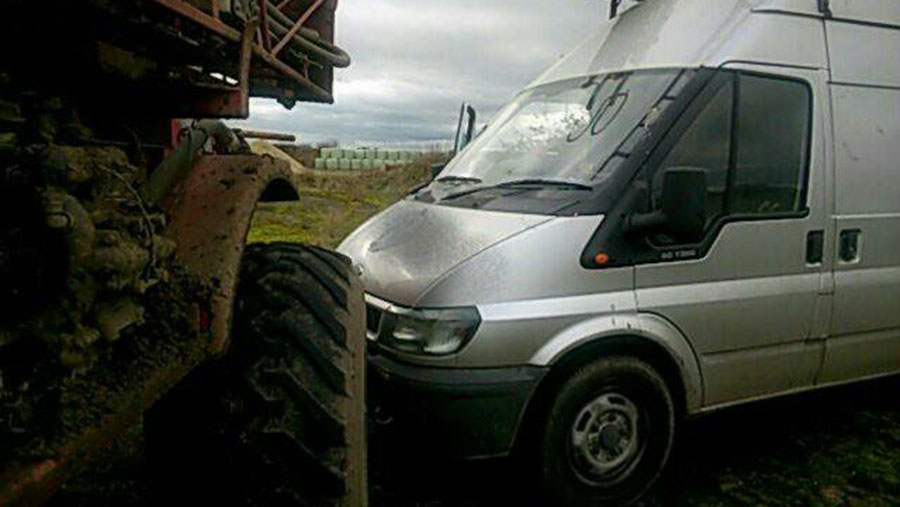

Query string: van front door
633 68 829 406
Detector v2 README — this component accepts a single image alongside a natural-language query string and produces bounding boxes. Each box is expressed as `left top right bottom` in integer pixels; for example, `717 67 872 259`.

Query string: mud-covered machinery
0 1 366 506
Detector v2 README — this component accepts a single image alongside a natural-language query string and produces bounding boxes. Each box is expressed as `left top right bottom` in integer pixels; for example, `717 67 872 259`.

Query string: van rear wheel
538 356 674 506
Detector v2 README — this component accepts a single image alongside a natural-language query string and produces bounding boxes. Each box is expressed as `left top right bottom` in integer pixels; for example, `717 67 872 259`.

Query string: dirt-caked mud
0 79 208 462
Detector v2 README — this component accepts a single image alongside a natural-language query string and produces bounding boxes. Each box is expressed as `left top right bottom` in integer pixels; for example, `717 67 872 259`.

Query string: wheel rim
569 392 643 485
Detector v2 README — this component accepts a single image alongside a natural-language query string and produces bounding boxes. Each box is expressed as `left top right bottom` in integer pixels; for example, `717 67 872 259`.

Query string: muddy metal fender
163 154 299 355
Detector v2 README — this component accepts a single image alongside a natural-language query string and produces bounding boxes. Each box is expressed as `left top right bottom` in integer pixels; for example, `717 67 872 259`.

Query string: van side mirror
662 168 707 240
453 103 477 156
628 167 708 242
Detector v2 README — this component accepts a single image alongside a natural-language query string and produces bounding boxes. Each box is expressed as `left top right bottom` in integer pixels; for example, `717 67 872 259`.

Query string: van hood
337 200 551 306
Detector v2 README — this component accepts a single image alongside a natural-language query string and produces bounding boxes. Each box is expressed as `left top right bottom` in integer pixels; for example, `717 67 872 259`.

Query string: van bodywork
339 0 900 458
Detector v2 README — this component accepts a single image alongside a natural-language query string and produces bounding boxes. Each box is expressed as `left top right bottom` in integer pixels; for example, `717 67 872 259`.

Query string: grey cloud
234 0 601 145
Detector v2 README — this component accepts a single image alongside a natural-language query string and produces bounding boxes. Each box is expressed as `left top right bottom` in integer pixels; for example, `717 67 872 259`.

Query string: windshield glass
437 69 688 190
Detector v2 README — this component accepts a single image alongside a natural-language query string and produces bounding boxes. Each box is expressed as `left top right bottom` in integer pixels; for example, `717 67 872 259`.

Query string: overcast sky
232 0 602 146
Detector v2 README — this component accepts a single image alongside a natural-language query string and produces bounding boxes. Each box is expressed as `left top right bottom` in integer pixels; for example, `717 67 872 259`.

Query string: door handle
806 230 824 265
839 229 861 263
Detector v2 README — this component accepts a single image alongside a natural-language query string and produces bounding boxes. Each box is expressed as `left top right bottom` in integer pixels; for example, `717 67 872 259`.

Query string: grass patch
247 161 431 249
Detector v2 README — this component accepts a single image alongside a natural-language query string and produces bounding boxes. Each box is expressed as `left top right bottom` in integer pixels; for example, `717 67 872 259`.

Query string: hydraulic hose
266 12 351 68
254 1 351 68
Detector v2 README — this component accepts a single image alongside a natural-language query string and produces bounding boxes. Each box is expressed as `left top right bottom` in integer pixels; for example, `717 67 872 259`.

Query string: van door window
730 74 810 215
650 71 811 244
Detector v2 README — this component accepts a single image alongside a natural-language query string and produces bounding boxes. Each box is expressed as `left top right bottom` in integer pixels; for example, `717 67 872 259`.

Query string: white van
339 1 900 504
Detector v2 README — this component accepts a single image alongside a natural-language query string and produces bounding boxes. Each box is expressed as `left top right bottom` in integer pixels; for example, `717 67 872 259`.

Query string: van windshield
436 69 689 191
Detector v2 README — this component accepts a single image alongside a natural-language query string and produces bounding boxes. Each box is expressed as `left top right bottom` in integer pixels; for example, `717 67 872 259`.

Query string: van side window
651 72 810 241
731 74 810 215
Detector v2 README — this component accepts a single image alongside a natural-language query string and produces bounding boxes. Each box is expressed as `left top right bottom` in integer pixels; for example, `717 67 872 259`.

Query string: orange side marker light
594 253 610 265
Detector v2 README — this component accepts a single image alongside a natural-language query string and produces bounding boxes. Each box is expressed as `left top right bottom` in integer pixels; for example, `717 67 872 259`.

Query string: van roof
760 0 900 26
526 0 899 90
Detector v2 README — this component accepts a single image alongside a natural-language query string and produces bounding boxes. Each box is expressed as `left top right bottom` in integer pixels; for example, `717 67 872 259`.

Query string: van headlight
377 306 481 356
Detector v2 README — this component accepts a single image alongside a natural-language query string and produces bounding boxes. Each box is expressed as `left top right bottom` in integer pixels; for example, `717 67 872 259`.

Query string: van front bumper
368 351 547 459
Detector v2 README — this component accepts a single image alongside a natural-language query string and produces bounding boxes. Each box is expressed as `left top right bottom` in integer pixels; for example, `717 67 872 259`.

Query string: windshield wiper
442 179 592 201
495 179 592 190
436 175 484 184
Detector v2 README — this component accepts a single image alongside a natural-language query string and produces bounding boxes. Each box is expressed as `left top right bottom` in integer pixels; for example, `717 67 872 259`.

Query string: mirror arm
625 210 666 233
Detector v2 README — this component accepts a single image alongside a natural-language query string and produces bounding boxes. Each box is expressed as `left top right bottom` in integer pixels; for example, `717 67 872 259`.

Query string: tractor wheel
148 242 367 507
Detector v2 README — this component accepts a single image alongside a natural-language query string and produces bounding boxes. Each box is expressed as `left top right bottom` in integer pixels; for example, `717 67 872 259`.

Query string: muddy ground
52 375 900 506
52 162 900 506
369 377 900 507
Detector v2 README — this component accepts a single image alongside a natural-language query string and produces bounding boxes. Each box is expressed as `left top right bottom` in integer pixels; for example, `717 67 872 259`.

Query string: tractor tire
147 242 367 507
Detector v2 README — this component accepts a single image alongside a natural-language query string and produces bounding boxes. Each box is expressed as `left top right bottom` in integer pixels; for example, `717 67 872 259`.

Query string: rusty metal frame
234 129 297 141
150 0 331 106
257 0 272 50
153 0 239 40
272 0 327 56
189 19 255 117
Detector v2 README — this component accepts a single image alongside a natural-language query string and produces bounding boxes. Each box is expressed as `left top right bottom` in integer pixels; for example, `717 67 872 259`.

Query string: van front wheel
538 356 675 505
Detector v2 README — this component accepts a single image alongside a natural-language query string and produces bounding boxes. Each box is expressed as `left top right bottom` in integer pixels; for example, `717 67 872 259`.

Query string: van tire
148 243 367 507
537 356 674 506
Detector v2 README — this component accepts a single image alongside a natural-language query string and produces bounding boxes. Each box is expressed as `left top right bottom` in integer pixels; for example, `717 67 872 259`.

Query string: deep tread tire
148 242 366 507
538 357 674 506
